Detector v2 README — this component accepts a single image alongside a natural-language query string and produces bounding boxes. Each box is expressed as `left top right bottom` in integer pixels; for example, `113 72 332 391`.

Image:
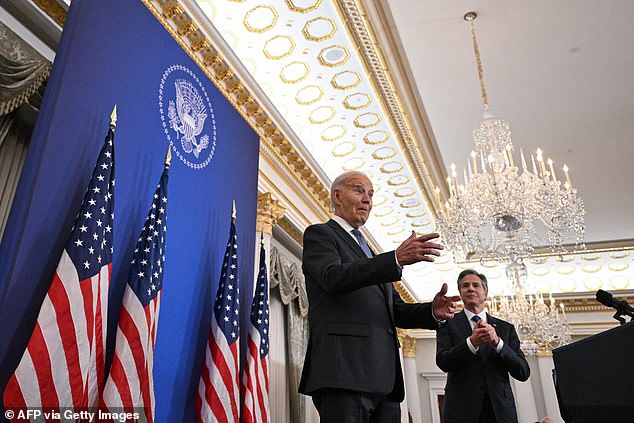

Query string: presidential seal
159 65 216 169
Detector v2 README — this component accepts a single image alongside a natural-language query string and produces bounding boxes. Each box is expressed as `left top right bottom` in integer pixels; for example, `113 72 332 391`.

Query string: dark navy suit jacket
436 310 530 422
298 219 439 401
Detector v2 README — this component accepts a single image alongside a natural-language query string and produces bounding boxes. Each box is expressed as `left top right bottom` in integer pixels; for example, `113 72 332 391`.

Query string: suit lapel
327 219 388 301
327 219 372 259
457 311 471 337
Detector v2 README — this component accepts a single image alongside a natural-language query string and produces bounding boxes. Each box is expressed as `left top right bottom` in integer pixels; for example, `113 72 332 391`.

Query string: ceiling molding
336 0 448 215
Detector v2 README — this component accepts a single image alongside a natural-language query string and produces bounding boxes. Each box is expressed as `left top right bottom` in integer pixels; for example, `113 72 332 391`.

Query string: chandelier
490 257 572 354
435 12 585 263
436 12 584 353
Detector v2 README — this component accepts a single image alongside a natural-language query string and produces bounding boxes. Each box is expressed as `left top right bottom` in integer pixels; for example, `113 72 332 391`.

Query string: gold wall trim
277 216 304 247
394 280 415 304
34 0 67 27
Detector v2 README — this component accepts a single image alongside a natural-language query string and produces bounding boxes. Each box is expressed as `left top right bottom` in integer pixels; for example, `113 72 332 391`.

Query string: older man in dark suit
436 269 531 423
298 170 460 423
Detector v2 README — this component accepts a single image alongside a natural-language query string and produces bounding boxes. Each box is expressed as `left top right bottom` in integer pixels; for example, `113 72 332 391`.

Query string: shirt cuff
495 338 504 353
394 250 402 270
466 337 478 354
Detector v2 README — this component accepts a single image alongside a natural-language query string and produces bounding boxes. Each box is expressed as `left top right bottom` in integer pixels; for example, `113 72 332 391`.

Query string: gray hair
457 269 488 292
330 171 368 210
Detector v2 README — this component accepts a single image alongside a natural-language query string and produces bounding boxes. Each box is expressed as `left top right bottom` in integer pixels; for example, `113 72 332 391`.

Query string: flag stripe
242 240 270 423
102 165 167 423
197 216 240 423
3 127 114 413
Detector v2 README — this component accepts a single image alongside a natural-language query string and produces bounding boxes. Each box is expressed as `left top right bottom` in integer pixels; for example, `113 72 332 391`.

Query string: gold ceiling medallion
387 175 409 187
374 206 393 217
556 255 575 263
582 264 602 273
285 0 322 13
364 130 389 145
371 146 396 160
263 35 296 59
331 141 356 157
309 106 335 123
610 276 629 290
556 266 576 275
318 45 349 66
354 112 381 128
394 186 414 197
411 219 431 228
582 254 601 261
405 209 426 218
387 226 405 236
372 195 387 206
280 61 309 83
244 5 278 33
295 85 323 104
342 157 365 170
531 268 550 277
558 279 577 292
584 277 602 291
380 216 400 227
610 251 630 259
331 71 361 89
321 125 346 141
343 93 371 110
400 199 421 209
380 161 403 174
608 263 629 272
303 17 336 41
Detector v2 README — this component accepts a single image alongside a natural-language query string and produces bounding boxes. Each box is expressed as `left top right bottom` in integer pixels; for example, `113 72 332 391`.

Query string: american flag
101 155 169 423
196 208 240 423
242 236 270 423
3 119 115 411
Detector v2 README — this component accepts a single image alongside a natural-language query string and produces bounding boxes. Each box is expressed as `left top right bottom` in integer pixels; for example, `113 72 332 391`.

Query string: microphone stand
613 307 634 325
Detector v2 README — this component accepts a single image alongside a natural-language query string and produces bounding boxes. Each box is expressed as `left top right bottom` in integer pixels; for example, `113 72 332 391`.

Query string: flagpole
110 105 117 129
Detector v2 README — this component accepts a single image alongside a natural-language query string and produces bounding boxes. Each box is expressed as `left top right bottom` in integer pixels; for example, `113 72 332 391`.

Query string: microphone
596 289 634 317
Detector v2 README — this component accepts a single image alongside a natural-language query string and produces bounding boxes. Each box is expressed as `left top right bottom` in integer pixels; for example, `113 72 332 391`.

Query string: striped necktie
351 228 373 258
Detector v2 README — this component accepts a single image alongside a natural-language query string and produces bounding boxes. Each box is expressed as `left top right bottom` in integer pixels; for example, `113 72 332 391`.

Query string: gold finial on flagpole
165 146 172 169
110 105 117 129
232 200 237 219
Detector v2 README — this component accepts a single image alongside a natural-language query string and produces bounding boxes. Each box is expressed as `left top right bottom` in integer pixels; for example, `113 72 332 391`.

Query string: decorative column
256 192 286 421
399 330 422 423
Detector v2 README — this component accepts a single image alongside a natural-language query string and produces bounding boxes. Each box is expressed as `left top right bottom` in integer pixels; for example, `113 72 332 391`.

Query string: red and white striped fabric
3 126 114 413
101 289 161 421
196 215 240 423
101 162 169 423
242 239 270 423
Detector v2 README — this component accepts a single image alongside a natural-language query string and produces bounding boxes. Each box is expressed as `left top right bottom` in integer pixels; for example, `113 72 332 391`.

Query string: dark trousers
312 388 401 423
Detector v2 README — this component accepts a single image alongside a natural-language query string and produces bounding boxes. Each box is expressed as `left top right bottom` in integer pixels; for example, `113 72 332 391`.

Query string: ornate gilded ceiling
24 0 634 301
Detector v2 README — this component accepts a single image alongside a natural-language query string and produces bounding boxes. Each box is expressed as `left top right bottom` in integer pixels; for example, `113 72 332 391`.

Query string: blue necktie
471 314 481 329
351 228 373 258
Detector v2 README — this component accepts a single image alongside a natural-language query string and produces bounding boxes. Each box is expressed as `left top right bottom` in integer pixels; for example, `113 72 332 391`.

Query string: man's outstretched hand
396 231 444 266
432 283 461 320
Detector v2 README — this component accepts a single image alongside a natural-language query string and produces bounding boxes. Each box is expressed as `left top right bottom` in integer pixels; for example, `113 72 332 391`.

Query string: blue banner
0 0 260 421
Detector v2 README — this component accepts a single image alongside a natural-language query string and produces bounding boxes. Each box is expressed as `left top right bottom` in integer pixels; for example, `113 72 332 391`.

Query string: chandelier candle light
436 12 584 353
